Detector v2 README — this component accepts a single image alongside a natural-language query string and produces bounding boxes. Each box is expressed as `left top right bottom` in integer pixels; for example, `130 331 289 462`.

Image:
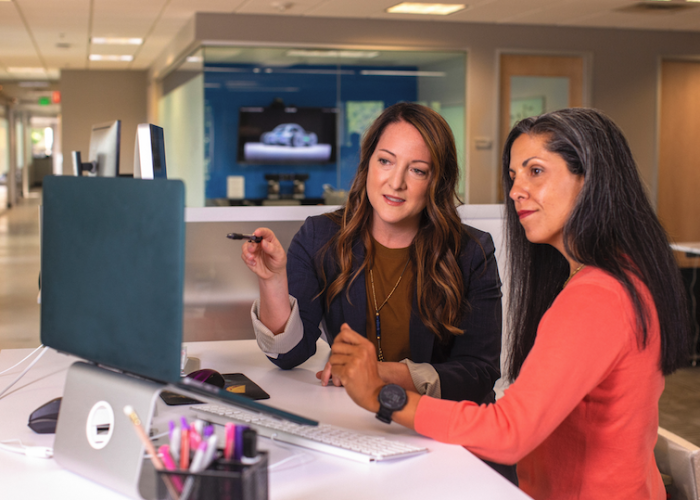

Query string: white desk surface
0 340 528 500
671 242 700 256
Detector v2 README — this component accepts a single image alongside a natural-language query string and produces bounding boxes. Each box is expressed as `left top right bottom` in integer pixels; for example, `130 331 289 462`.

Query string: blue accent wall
204 63 418 200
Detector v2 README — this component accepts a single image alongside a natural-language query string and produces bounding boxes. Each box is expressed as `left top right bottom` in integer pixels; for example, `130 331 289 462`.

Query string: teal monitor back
41 176 185 383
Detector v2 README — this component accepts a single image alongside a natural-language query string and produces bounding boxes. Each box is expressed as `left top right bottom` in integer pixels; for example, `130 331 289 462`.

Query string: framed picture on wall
510 96 545 128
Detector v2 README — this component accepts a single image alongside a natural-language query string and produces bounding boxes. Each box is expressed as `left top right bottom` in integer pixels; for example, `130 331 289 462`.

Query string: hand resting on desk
317 356 419 392
329 324 420 429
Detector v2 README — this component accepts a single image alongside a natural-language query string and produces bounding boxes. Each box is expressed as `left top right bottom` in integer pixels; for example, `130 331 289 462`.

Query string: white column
7 105 17 208
22 112 31 198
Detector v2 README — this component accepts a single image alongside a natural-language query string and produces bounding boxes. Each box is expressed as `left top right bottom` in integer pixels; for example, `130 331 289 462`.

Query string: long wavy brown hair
320 102 467 338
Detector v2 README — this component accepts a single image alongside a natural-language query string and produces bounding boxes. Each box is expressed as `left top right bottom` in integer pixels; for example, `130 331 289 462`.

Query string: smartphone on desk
160 373 270 406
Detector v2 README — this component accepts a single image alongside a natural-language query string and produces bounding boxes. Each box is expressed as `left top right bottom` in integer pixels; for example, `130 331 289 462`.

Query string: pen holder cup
157 452 268 500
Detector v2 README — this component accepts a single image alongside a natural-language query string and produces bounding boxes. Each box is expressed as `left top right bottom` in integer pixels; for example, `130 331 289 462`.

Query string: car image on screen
260 123 318 148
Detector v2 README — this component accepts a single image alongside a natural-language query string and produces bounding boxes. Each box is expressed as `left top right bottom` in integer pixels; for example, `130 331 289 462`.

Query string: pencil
123 405 181 500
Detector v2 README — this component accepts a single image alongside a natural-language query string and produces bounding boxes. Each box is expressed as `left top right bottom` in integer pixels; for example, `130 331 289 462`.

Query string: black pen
227 233 263 243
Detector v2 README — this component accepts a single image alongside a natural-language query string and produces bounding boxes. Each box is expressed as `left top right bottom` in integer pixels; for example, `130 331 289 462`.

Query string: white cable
0 346 48 400
0 344 44 376
150 430 169 441
0 439 53 459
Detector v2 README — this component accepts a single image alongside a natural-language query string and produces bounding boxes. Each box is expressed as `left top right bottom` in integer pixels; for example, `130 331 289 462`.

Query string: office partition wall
160 46 466 207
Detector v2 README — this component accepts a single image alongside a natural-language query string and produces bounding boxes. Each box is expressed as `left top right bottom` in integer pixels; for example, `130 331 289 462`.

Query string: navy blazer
271 215 503 404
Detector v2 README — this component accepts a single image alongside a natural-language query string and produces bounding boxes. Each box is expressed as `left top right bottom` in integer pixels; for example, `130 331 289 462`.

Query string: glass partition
161 46 466 207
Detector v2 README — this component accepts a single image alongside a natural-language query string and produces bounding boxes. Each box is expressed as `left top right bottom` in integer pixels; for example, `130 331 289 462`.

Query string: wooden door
659 60 700 251
499 54 585 200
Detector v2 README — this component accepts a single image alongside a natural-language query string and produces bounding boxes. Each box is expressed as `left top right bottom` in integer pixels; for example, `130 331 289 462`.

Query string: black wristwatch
375 384 408 424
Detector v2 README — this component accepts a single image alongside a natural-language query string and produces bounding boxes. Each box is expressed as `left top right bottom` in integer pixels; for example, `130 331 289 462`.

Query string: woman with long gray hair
330 108 690 499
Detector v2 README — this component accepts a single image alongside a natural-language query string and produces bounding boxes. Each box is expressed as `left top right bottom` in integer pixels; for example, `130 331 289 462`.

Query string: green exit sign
38 96 51 105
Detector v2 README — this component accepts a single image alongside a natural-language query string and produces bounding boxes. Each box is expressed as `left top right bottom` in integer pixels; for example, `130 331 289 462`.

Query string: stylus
227 233 263 243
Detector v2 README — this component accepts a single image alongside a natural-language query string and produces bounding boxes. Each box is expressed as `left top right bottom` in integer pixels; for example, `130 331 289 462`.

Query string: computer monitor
71 120 121 176
41 176 185 382
40 176 316 426
133 123 167 179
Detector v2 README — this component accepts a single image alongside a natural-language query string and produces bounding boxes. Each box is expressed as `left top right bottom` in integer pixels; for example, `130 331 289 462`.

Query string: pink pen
224 422 236 460
189 426 201 452
158 444 183 491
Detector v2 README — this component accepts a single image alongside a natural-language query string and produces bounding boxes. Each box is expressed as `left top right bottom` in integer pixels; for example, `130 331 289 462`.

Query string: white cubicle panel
183 205 506 343
183 206 339 342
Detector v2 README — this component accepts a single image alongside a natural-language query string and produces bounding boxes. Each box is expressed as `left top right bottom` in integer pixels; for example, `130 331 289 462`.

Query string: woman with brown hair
241 102 509 477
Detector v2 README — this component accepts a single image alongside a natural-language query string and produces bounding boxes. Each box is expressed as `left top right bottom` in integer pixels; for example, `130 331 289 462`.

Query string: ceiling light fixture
8 67 46 74
91 37 143 45
361 70 446 77
386 2 466 15
89 54 133 62
271 2 294 11
18 81 50 88
286 50 380 59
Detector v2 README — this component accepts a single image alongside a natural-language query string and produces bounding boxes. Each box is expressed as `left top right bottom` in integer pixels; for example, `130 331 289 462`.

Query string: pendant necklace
563 264 585 288
369 259 410 362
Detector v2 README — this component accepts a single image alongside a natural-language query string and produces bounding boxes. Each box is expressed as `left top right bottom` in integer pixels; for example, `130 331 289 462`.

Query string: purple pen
234 425 248 461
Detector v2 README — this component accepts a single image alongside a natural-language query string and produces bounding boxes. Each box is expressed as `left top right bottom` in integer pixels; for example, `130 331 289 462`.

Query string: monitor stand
54 361 164 500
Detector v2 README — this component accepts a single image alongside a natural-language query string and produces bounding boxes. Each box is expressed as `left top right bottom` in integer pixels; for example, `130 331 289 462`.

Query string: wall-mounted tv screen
238 106 337 164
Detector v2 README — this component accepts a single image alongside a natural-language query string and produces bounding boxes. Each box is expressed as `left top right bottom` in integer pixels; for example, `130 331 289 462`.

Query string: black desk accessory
28 397 62 434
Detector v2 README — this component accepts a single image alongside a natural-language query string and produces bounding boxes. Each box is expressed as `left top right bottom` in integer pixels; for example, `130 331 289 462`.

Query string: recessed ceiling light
8 67 46 74
386 2 466 15
271 2 294 11
186 56 203 63
18 81 50 88
361 70 446 77
89 54 133 62
286 50 379 59
91 37 143 45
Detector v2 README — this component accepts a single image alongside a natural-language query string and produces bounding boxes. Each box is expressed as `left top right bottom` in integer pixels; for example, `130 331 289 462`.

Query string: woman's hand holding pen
239 227 291 335
240 227 286 280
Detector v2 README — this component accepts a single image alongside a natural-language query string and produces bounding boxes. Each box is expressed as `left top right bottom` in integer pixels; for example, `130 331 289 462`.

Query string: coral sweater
414 267 665 500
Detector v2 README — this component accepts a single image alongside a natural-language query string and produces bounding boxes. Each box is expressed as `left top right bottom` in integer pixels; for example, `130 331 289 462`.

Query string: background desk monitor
71 120 122 176
41 176 185 383
133 123 167 179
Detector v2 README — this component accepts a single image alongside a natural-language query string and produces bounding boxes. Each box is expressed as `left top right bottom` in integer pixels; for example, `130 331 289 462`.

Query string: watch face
379 384 407 411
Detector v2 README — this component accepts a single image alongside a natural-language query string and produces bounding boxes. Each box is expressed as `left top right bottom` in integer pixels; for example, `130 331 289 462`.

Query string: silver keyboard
190 403 428 463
